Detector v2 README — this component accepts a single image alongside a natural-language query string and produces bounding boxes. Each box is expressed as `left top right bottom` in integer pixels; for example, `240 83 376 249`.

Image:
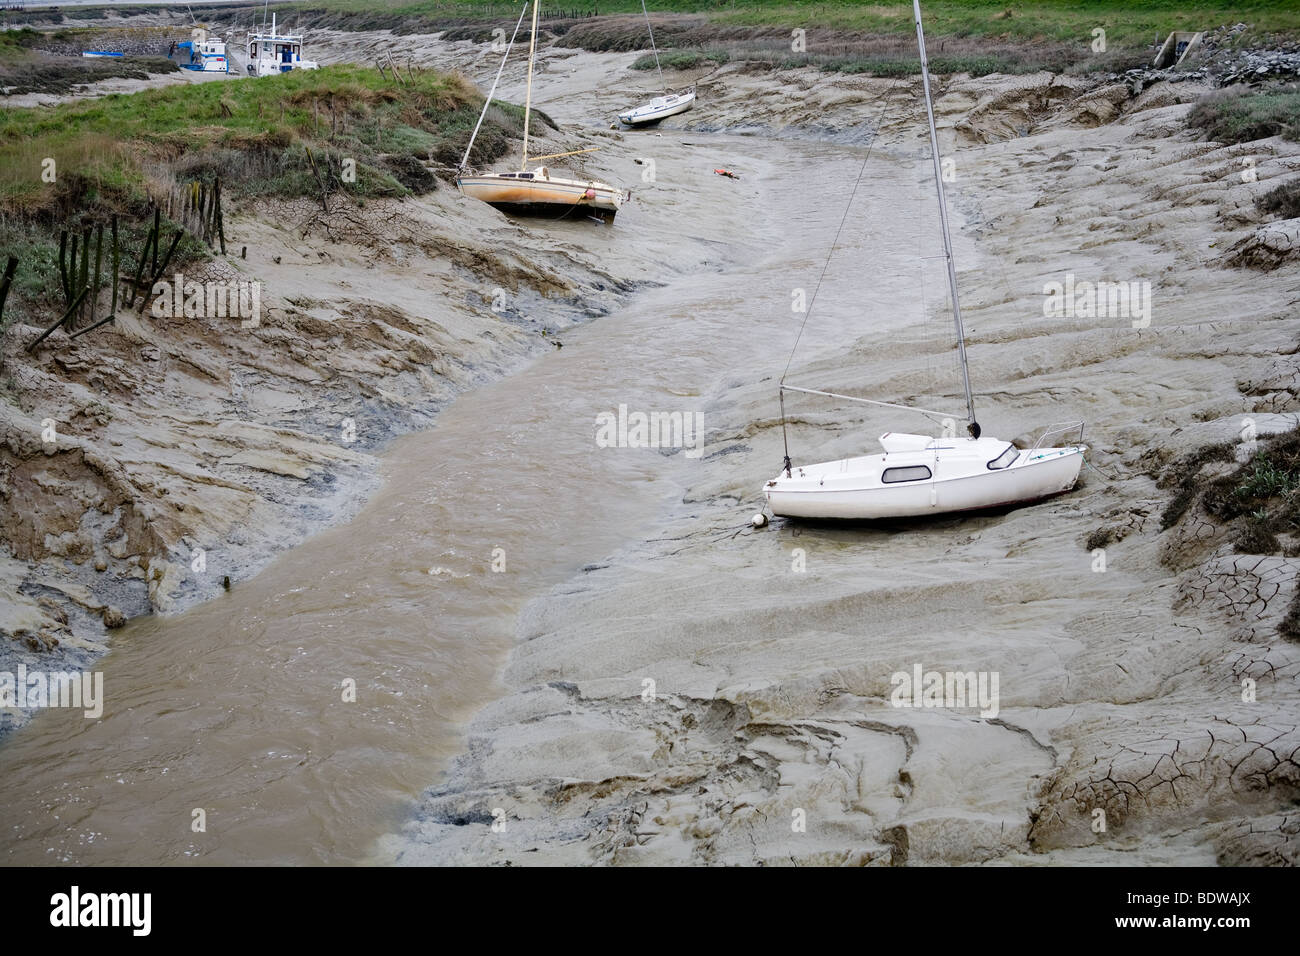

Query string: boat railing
1026 421 1086 456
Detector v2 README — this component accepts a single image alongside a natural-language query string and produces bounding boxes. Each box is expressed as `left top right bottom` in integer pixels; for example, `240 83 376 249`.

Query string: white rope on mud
459 1 531 174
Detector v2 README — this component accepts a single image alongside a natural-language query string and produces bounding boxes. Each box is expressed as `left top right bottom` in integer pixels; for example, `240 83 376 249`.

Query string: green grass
1187 87 1300 143
1257 175 1300 219
0 63 535 336
0 64 531 216
267 1 1300 48
1167 427 1300 530
632 48 731 70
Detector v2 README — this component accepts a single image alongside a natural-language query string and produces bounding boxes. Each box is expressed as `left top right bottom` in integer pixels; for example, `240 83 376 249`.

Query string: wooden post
76 227 90 329
215 178 226 255
304 146 329 214
58 230 69 305
68 312 117 340
67 232 79 309
26 287 87 353
110 215 119 317
151 207 161 275
148 229 185 293
0 255 17 326
89 223 103 328
128 214 157 310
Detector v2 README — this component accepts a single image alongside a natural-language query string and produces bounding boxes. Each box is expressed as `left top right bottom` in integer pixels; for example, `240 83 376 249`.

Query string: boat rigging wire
458 1 531 175
640 0 663 87
776 90 899 468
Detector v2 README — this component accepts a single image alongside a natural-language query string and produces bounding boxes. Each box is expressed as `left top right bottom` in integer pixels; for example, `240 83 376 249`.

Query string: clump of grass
1158 441 1235 529
1234 513 1280 553
1202 437 1300 523
1282 591 1300 642
1085 526 1114 551
1187 88 1300 144
1256 176 1300 220
1163 427 1300 538
631 48 730 71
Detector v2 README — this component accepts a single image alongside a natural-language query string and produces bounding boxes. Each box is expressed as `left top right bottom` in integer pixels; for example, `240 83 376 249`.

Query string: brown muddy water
0 130 942 864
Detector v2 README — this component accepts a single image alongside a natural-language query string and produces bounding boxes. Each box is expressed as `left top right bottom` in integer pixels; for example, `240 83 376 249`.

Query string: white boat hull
619 90 696 126
458 169 623 220
765 435 1085 520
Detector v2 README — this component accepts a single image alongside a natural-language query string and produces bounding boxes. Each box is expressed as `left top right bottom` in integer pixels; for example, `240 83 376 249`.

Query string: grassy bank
629 44 1146 77
1156 425 1300 641
261 1 1300 48
1187 86 1300 143
0 64 535 334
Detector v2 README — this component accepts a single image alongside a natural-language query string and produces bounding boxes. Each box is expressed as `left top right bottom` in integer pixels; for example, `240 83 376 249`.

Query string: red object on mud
714 168 740 180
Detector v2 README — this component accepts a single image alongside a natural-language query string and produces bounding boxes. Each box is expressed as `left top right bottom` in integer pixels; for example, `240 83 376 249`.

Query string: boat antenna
913 0 978 437
521 0 541 170
640 0 663 89
262 0 269 32
459 1 531 174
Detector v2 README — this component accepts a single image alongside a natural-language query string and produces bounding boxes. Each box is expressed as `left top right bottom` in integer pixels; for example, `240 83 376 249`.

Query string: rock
102 606 126 628
94 556 108 572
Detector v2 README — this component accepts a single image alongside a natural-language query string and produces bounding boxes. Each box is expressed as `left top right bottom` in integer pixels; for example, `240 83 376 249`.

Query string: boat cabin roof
878 432 1015 461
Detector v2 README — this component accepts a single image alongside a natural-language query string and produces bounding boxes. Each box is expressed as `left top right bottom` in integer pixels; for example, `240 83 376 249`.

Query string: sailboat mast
913 0 977 433
640 0 663 89
521 0 541 170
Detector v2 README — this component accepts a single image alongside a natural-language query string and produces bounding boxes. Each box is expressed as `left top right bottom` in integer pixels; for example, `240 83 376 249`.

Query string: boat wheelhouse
246 14 318 77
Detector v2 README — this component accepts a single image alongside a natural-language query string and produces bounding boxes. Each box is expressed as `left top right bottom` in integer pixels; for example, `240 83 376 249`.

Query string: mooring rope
1082 455 1119 482
459 1 531 175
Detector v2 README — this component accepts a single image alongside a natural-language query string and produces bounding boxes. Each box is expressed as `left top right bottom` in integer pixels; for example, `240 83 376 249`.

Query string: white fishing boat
245 13 318 77
763 0 1086 521
616 0 696 127
174 28 229 73
457 2 622 222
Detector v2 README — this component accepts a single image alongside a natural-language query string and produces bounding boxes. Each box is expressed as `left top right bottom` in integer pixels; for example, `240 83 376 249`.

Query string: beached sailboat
616 0 696 126
457 1 623 222
763 0 1086 521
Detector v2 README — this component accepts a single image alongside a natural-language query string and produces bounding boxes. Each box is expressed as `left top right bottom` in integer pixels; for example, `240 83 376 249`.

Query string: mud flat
0 32 1297 865
379 65 1300 865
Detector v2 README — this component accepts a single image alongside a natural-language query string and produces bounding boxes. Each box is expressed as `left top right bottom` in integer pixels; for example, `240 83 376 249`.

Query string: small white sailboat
616 0 696 127
245 13 318 77
618 89 696 127
763 0 1086 522
458 1 623 222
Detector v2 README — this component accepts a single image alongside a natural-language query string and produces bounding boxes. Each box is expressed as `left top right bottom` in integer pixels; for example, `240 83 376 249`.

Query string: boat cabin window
987 445 1019 470
518 173 534 179
881 465 932 483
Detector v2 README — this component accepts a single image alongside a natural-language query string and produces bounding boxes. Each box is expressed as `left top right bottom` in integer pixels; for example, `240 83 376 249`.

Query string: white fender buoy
751 512 768 528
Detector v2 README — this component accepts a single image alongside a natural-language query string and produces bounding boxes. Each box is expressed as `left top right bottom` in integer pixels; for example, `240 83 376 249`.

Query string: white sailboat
616 0 696 127
763 0 1086 521
458 1 624 222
